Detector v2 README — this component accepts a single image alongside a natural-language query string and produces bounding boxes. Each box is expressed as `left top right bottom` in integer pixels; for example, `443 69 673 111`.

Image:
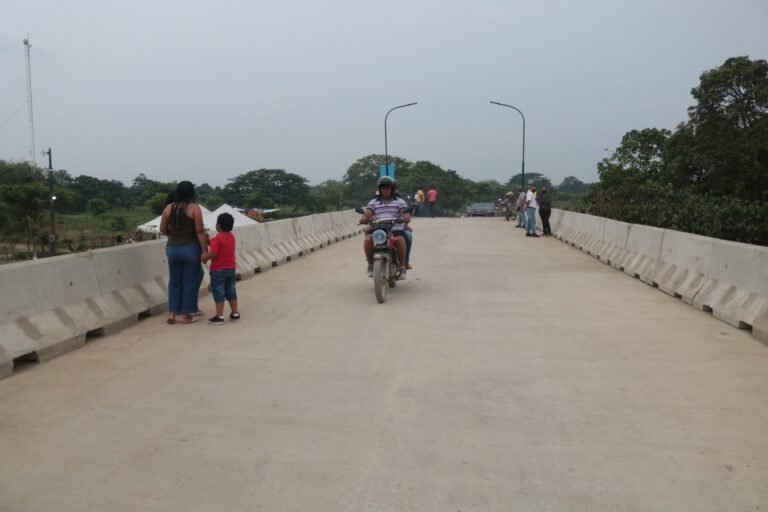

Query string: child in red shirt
202 213 239 325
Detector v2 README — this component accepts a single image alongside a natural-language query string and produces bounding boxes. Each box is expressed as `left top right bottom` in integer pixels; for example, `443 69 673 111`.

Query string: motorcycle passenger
360 176 410 280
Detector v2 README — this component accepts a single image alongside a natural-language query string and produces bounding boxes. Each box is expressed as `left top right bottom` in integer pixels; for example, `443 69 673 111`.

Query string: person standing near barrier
426 187 438 217
538 186 552 236
413 188 425 217
202 213 240 325
525 185 539 237
160 181 208 324
515 186 526 228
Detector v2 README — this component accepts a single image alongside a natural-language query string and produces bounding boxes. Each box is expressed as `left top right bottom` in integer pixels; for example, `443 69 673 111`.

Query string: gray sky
1 0 766 187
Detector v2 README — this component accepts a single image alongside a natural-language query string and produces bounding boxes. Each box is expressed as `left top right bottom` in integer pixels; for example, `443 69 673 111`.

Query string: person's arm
159 204 171 235
192 204 207 251
203 236 219 263
359 207 374 224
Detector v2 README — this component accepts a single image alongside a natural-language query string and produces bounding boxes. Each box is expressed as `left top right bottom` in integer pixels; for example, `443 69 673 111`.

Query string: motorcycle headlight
372 229 388 246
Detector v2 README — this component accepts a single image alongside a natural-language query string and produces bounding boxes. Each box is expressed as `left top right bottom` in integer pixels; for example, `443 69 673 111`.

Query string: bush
572 183 768 245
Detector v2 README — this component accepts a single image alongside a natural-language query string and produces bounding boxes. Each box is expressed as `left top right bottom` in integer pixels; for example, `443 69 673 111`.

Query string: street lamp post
384 102 418 173
44 148 57 255
490 101 526 188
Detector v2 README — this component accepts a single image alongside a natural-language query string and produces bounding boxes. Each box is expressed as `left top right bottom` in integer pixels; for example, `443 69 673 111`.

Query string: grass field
55 206 157 246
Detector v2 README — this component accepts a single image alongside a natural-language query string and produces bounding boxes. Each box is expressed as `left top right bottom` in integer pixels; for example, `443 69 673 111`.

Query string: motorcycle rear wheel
373 259 388 303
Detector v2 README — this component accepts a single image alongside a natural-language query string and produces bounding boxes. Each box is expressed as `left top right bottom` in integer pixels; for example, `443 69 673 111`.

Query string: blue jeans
166 243 202 313
210 269 238 303
403 230 413 264
517 208 526 226
527 207 537 234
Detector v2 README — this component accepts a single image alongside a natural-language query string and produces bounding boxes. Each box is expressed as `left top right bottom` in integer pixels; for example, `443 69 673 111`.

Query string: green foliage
310 180 345 211
222 169 310 209
111 216 126 232
575 56 768 245
507 172 553 190
343 154 412 206
145 192 168 215
87 198 109 217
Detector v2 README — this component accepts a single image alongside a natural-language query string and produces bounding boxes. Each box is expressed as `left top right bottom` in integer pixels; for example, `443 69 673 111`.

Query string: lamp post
384 102 417 173
44 148 57 255
490 101 526 188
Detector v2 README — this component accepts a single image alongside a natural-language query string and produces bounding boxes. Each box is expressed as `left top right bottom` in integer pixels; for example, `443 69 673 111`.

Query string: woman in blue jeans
160 181 208 324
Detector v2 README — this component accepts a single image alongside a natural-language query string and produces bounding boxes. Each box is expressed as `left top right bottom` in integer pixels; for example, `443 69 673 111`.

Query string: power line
0 103 27 132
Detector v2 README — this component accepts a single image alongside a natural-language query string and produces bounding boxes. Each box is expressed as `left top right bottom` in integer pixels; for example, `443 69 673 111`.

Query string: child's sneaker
229 312 240 321
208 315 224 325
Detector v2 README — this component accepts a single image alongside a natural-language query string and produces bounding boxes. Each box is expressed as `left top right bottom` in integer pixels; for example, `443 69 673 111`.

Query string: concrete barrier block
90 243 169 319
653 230 715 303
329 211 348 240
553 210 575 241
691 240 768 337
235 223 277 270
265 219 301 262
0 346 11 379
566 213 606 257
293 216 323 253
600 219 631 269
622 225 665 284
311 213 336 246
549 209 564 233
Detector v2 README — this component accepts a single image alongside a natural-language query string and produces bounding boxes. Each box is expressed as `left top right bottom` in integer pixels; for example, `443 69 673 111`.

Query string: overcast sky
1 0 766 187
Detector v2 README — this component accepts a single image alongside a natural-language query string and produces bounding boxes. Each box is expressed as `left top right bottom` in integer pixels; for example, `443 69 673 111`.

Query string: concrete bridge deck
1 218 766 511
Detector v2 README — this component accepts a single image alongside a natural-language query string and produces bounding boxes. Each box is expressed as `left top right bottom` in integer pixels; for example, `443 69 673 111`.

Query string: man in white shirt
525 185 539 237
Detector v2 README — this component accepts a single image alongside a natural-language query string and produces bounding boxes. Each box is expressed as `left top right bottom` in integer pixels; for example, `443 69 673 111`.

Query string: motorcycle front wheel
373 259 388 303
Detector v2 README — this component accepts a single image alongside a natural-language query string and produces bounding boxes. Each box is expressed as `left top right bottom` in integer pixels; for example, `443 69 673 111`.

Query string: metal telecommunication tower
23 37 37 166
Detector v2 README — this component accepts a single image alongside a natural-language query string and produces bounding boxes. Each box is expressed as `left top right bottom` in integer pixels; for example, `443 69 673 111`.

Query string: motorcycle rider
359 176 410 279
504 191 515 220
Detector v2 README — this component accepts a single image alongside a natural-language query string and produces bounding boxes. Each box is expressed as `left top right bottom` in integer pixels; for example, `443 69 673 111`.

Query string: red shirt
427 189 438 202
210 231 236 270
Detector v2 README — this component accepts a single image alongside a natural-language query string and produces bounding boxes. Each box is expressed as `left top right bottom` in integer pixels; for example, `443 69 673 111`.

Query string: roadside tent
204 204 258 229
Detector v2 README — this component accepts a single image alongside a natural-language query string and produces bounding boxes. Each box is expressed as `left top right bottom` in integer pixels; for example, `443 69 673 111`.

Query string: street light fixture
43 148 57 255
384 102 418 173
490 101 526 188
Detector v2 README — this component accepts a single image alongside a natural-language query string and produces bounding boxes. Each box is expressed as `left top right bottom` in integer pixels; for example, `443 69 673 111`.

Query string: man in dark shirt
538 186 553 235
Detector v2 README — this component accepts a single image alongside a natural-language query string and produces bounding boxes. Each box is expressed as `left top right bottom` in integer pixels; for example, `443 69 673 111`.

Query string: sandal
166 318 176 325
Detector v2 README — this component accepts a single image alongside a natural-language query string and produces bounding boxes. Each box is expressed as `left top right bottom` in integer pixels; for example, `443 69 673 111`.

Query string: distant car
466 202 496 217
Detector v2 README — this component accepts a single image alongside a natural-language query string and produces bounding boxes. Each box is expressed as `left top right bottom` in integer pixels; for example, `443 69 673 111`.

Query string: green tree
0 182 50 256
88 198 110 243
245 190 275 209
507 172 553 190
311 179 346 211
342 154 413 205
222 169 310 208
669 56 768 199
146 192 168 215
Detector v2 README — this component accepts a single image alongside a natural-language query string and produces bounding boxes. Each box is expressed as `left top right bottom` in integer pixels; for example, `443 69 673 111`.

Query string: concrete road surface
1 218 767 511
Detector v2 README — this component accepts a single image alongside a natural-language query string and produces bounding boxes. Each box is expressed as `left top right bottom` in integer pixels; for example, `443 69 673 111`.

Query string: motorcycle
355 206 411 303
499 198 516 221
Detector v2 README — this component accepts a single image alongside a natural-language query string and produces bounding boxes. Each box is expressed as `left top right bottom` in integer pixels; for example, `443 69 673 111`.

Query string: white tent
204 204 258 230
136 205 213 235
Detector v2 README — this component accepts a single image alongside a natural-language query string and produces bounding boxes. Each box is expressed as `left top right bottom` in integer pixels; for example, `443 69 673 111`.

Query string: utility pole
23 38 37 166
45 148 57 255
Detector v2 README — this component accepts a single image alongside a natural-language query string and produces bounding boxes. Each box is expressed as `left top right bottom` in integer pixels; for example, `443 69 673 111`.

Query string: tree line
1 155 587 258
573 56 768 245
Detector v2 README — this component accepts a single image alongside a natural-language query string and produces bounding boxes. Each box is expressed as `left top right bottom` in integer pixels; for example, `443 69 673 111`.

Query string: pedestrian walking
426 187 438 218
